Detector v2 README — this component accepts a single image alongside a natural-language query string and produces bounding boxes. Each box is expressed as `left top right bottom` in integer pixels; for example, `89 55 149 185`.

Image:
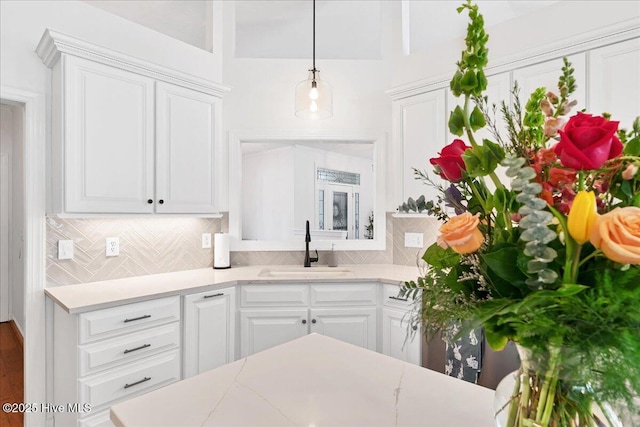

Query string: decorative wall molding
36 29 231 97
386 18 640 100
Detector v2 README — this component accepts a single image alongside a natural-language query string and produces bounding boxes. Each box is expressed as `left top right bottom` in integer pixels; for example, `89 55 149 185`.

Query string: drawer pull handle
203 293 224 299
124 314 151 323
389 296 409 302
124 377 151 389
123 344 151 354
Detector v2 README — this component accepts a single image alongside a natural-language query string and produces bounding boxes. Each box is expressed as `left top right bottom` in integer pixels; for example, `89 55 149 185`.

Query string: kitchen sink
258 267 355 279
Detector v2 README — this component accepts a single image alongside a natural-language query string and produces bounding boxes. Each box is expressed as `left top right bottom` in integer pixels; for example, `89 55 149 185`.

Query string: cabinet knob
147 199 153 204
412 325 418 331
311 319 317 324
302 319 307 324
158 199 165 204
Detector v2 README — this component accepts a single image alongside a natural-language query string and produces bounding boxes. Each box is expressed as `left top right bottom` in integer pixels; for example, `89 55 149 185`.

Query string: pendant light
295 0 333 119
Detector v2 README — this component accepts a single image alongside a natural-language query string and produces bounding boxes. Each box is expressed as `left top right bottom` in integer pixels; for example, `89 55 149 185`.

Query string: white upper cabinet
37 30 229 215
589 38 640 129
394 89 446 203
63 56 156 213
155 83 218 213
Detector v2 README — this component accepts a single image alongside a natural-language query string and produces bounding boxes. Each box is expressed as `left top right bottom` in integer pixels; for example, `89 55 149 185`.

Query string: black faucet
304 220 319 267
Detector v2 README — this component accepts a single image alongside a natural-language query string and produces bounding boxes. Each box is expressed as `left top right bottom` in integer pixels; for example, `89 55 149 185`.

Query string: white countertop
45 264 422 313
110 333 495 427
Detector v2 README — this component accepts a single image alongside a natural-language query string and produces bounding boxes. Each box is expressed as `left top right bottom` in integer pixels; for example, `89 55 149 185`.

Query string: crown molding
36 29 231 98
386 18 640 101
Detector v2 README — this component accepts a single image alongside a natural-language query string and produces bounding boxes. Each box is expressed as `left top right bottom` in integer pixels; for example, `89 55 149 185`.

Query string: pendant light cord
312 0 316 75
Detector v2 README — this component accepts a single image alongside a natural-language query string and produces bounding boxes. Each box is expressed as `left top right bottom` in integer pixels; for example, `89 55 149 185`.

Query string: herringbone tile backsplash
46 217 222 286
46 213 442 286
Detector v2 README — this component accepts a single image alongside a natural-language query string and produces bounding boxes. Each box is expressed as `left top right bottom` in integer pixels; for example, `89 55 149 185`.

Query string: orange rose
590 207 640 265
437 212 484 254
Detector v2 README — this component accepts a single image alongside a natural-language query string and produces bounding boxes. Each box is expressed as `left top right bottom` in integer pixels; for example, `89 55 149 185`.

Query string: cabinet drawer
383 284 414 308
79 322 180 377
79 296 180 344
79 349 180 412
240 285 308 307
310 283 377 306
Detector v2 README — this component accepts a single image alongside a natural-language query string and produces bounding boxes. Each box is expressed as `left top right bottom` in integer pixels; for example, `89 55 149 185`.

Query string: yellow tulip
567 191 598 244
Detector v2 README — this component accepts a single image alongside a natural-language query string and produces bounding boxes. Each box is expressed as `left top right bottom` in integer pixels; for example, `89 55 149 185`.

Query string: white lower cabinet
183 287 236 378
381 284 422 365
239 283 379 357
310 308 377 351
239 309 308 357
51 296 181 427
382 307 421 365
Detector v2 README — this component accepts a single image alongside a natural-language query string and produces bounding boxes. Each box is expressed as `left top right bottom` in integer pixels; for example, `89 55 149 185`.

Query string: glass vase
494 345 623 427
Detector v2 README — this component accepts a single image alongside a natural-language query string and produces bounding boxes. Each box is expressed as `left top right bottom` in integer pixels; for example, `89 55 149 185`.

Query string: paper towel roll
214 233 230 269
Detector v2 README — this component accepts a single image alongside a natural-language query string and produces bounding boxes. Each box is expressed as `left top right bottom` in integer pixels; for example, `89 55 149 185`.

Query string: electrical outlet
404 232 424 248
58 240 74 260
106 237 120 257
202 233 212 249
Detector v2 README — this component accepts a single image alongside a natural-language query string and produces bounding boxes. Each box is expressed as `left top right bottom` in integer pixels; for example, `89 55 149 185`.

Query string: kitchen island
110 333 495 427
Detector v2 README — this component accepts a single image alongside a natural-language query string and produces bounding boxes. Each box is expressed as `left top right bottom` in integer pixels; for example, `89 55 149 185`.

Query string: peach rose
590 207 640 265
437 212 484 254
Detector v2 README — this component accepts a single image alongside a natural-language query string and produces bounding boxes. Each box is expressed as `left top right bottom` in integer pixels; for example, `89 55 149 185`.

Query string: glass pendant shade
295 70 333 119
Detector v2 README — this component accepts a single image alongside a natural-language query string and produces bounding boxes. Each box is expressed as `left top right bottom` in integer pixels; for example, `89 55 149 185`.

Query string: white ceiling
234 1 383 60
83 0 212 52
82 0 562 59
408 0 561 54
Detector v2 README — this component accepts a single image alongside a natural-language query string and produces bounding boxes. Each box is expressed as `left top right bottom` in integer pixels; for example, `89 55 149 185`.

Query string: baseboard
9 319 23 349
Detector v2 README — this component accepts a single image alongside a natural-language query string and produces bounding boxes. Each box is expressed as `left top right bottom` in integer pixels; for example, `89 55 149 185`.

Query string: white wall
220 1 394 211
0 103 25 334
390 1 640 87
242 147 295 241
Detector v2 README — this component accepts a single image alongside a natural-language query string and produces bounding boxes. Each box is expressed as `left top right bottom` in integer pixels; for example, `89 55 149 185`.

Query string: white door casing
0 153 8 322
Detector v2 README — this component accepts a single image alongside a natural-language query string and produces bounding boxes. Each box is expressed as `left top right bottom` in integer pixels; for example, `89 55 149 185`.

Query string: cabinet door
156 82 218 213
64 56 155 213
382 307 421 365
183 288 236 378
512 54 587 115
589 39 640 129
394 89 446 203
239 309 308 357
309 307 376 351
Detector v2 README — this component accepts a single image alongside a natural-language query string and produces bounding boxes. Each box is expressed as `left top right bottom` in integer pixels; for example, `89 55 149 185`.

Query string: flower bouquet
401 1 640 426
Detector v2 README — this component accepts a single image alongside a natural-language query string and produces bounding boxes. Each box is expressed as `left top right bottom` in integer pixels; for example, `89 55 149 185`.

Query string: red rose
430 139 471 182
553 112 623 170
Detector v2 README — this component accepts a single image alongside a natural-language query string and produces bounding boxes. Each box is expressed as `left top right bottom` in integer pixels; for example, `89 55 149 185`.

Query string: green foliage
462 139 505 177
448 105 465 136
521 87 547 149
449 0 489 98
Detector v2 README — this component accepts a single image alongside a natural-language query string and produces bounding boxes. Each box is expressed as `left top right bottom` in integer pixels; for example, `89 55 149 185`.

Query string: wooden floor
0 322 23 427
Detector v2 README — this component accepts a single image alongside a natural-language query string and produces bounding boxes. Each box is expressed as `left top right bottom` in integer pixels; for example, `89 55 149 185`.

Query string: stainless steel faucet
304 220 319 267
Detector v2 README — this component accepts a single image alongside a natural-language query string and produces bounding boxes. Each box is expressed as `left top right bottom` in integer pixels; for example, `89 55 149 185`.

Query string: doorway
0 101 25 427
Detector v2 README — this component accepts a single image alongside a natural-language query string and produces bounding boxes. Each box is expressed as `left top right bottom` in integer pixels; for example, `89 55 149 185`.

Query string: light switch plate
58 240 74 260
106 237 120 257
202 233 212 249
404 232 424 248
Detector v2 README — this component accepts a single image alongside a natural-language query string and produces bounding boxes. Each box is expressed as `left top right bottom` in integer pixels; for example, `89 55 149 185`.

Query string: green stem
570 244 583 284
547 205 578 284
505 373 521 427
578 250 602 268
578 171 585 192
536 347 561 425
